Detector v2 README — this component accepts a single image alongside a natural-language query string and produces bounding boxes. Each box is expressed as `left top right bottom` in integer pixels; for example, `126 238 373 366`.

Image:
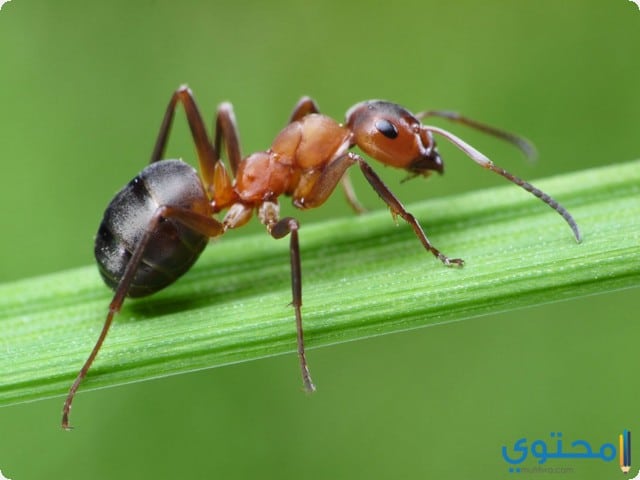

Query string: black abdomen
95 160 210 297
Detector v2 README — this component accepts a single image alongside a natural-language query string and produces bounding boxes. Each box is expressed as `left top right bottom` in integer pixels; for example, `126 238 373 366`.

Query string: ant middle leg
150 86 242 204
213 102 243 175
258 201 316 393
150 86 219 189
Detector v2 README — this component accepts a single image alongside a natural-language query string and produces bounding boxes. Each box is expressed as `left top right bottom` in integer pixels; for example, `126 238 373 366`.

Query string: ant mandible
62 86 581 429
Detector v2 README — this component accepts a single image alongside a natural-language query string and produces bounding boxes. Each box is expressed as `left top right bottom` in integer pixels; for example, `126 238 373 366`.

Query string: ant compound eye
375 119 399 139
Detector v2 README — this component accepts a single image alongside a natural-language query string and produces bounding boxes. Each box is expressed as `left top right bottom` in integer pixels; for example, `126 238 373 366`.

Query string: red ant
62 86 581 429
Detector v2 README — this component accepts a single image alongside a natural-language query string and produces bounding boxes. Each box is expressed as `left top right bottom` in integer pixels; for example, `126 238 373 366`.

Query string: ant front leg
339 171 367 214
258 201 316 393
296 152 463 267
288 96 320 122
288 97 366 213
356 157 464 267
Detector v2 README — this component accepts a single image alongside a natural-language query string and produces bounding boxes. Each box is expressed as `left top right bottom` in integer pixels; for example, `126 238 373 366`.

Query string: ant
61 86 581 429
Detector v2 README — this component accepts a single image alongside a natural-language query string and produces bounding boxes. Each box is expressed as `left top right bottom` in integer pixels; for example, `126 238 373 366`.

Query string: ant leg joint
223 203 253 230
258 201 281 231
271 217 299 239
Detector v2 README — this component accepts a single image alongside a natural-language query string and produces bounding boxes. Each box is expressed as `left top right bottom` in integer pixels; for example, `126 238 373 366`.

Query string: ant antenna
417 110 538 161
424 125 582 243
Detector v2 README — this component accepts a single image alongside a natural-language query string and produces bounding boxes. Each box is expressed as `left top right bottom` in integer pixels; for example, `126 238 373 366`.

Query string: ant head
346 100 443 175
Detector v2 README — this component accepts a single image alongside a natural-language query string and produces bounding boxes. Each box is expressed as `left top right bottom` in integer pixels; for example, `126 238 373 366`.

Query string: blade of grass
1 159 639 407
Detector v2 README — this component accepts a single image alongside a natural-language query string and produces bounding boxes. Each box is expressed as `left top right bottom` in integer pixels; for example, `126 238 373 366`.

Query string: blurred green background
1 0 639 478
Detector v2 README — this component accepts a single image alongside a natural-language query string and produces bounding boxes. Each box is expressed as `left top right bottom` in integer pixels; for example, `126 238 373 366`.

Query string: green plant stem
1 160 639 407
